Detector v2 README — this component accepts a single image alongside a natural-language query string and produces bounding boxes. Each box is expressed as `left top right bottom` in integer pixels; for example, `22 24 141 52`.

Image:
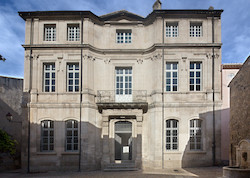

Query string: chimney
153 0 162 10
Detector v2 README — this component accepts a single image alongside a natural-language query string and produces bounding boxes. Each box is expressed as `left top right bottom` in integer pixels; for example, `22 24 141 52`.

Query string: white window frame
115 67 132 102
67 63 79 92
65 120 78 151
41 120 54 151
166 22 178 37
166 119 179 151
190 62 202 91
166 62 178 92
67 24 80 41
190 119 202 150
44 63 55 92
116 30 132 43
190 22 202 37
44 24 56 41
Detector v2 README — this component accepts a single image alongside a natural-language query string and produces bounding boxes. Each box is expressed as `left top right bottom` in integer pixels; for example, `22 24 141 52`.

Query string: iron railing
97 90 147 103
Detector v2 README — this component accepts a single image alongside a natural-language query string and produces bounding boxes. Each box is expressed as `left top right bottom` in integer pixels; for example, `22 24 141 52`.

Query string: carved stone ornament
137 58 143 64
83 55 96 61
151 53 162 61
104 58 111 64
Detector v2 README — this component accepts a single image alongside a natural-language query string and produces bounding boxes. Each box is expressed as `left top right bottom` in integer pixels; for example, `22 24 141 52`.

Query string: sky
0 0 249 78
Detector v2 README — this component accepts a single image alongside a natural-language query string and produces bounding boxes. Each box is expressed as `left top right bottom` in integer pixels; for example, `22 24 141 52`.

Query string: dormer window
116 29 132 43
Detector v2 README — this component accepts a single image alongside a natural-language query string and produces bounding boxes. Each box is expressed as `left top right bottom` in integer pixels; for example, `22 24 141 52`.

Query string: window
116 68 132 95
166 62 178 91
44 63 55 92
116 29 132 43
166 22 178 37
67 63 79 92
44 24 56 41
166 119 178 150
67 24 80 41
190 22 202 37
190 62 202 91
41 120 54 151
66 120 78 151
190 119 202 150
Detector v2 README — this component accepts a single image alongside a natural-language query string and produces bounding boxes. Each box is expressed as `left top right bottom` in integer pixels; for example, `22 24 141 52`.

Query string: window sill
36 152 57 155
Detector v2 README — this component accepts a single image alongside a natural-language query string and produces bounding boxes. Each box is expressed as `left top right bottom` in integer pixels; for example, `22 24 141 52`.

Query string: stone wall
229 56 250 166
0 76 24 170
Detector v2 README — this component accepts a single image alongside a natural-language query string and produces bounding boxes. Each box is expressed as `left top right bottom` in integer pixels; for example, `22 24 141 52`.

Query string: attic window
116 29 132 43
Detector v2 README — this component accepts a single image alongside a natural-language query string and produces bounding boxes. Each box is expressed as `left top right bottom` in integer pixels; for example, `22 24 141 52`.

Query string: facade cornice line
22 43 222 55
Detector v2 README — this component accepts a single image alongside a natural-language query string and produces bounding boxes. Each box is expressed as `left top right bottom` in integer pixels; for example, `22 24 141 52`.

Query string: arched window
66 120 78 151
190 119 202 150
166 119 178 150
41 120 54 151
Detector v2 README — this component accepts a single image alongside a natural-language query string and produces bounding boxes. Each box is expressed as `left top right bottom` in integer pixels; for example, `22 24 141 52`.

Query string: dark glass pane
69 86 73 92
173 72 177 77
166 120 170 128
166 86 171 91
173 86 177 91
196 63 201 69
173 144 178 150
173 63 178 70
43 131 48 136
52 73 55 78
173 79 177 84
75 86 79 92
166 72 171 78
67 138 72 143
50 138 53 143
116 77 119 82
67 121 72 128
43 138 48 143
67 144 71 150
46 73 50 78
166 63 171 70
74 144 78 150
50 131 54 136
190 72 194 77
52 86 55 92
190 79 194 84
166 79 171 84
196 72 200 77
52 80 55 85
45 80 50 85
43 145 48 151
166 137 170 142
67 130 72 136
166 144 170 150
74 121 78 128
196 79 200 84
74 130 78 136
69 73 73 78
190 85 194 91
45 86 49 92
190 63 194 69
196 85 201 91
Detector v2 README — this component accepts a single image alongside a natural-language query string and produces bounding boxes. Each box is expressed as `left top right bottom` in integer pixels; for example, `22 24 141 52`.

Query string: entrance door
115 67 132 102
115 121 132 160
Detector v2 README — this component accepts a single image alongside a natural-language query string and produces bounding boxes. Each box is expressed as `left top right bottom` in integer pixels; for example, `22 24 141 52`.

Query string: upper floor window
44 63 55 92
44 24 56 41
67 24 80 41
116 29 132 43
190 62 202 91
41 120 54 151
166 22 178 37
67 63 79 92
166 119 178 150
190 119 202 150
166 62 178 91
190 22 202 37
66 120 78 151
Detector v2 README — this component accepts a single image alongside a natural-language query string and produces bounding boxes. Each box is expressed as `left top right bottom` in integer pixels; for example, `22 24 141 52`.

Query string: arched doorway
115 121 132 161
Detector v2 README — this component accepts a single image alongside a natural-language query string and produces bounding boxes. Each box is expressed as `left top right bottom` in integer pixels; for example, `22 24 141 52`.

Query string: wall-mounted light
6 112 13 122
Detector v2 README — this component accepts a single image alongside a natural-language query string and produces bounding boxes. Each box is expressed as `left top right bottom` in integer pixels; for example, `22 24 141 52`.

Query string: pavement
0 167 223 178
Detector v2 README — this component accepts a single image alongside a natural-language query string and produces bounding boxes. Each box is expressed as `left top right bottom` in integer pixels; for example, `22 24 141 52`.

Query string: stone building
0 76 24 170
19 1 223 172
221 64 242 165
229 56 250 166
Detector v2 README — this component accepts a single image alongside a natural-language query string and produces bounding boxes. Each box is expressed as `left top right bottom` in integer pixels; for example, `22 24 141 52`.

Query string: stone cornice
22 43 222 55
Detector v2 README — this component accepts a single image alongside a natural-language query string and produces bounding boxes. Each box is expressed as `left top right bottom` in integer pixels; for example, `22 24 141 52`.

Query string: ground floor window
166 119 178 150
66 120 78 151
190 119 202 150
41 120 54 151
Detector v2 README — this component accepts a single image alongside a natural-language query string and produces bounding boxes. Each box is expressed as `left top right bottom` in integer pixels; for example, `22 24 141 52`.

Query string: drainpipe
161 16 165 169
79 13 83 172
212 14 216 166
27 17 33 173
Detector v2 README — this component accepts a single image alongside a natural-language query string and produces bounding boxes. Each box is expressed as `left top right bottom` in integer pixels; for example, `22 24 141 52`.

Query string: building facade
19 1 223 172
229 56 250 167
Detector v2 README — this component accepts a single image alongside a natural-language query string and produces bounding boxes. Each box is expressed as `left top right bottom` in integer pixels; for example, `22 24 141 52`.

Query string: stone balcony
96 90 148 113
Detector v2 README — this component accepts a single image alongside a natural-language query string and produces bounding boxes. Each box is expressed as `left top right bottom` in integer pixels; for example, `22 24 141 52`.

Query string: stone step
104 163 138 172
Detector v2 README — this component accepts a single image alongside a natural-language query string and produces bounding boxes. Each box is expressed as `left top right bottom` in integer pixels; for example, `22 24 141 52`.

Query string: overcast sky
0 0 249 78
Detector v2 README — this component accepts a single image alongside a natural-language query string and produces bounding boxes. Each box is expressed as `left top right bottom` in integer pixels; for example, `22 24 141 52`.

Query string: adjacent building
19 1 223 172
229 56 250 166
221 64 242 165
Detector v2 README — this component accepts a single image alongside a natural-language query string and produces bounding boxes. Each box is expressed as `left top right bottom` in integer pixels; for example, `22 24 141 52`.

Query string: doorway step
103 163 138 171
